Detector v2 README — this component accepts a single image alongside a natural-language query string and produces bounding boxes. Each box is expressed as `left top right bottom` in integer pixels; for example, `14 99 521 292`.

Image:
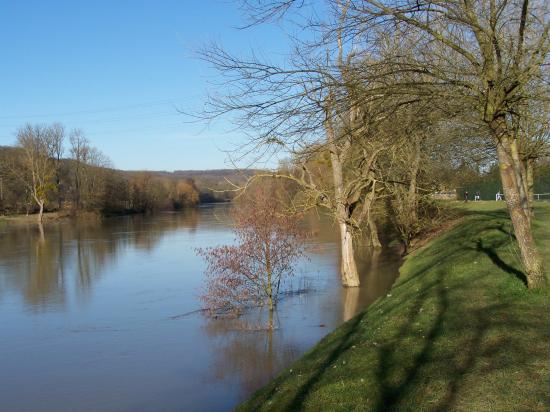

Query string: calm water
0 204 400 412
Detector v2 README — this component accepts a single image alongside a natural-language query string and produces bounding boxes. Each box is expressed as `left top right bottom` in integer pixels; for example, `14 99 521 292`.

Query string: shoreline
0 205 216 225
236 202 550 411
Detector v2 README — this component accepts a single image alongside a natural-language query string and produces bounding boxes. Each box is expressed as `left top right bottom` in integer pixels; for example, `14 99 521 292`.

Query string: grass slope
237 202 550 411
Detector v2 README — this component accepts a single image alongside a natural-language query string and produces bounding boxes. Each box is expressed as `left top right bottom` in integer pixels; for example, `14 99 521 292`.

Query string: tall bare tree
69 129 89 210
198 2 398 287
340 0 549 287
14 124 58 222
224 0 549 288
50 123 65 210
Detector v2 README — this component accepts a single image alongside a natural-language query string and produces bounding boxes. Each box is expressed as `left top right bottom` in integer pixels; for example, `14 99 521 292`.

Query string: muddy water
0 204 400 411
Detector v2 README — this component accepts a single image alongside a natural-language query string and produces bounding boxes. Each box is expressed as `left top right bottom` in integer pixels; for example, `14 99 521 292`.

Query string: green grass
237 202 550 411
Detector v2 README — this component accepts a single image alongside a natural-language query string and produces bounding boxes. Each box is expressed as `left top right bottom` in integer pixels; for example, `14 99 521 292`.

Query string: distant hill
122 169 263 202
0 143 265 212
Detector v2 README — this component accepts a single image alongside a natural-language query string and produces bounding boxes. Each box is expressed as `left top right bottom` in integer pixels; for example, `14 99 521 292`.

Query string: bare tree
197 3 398 287
217 0 549 288
49 123 65 210
69 130 112 211
197 186 306 316
14 124 58 222
513 98 550 218
339 0 550 287
69 129 89 210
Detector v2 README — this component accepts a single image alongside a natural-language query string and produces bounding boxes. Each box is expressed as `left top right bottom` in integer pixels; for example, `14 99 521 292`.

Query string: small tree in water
197 187 306 316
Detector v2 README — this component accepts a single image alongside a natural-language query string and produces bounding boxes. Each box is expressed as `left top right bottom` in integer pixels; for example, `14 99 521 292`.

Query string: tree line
0 123 200 221
200 0 550 289
459 161 550 200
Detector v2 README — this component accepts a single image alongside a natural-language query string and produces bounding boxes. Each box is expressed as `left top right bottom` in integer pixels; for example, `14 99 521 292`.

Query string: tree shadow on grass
474 238 527 286
370 218 539 410
263 213 550 411
371 269 535 411
285 314 364 410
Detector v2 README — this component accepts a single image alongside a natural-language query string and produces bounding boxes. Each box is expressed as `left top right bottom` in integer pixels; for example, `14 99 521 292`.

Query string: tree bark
325 100 360 287
38 200 44 223
368 214 382 249
525 158 535 217
407 138 421 225
496 135 545 288
342 285 360 322
339 220 360 287
509 138 531 221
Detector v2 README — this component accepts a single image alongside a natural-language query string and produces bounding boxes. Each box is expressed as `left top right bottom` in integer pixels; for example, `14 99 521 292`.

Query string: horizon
0 143 269 173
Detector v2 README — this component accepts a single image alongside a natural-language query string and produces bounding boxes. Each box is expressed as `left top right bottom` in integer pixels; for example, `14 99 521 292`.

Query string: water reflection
204 310 302 397
203 245 401 397
0 209 200 310
0 205 400 412
341 248 401 321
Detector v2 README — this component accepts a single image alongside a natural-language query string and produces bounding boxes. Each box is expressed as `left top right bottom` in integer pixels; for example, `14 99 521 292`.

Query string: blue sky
0 1 292 170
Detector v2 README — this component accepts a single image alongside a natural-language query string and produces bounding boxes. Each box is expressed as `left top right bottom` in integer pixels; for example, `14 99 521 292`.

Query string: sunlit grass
237 202 550 411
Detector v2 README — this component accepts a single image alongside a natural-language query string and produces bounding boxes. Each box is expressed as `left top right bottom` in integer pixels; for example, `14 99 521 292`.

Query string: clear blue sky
0 0 291 170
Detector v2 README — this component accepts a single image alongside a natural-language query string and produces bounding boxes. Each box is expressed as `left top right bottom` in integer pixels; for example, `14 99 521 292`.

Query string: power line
0 110 183 129
84 123 189 137
0 99 182 120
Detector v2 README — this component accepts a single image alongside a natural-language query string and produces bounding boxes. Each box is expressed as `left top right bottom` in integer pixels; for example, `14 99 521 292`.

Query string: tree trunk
526 158 535 217
56 174 62 211
342 285 360 322
359 189 381 249
325 104 360 287
74 161 81 210
509 138 531 221
266 247 274 310
408 139 421 225
38 200 44 223
368 214 382 249
339 220 360 287
496 136 545 288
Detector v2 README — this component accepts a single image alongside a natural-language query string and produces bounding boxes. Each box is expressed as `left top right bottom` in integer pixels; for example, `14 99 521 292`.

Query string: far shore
0 203 226 225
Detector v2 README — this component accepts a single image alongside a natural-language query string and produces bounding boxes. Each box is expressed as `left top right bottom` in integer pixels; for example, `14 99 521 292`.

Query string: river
0 204 400 412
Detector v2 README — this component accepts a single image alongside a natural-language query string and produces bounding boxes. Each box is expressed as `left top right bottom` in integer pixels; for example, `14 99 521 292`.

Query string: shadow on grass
370 217 544 410
286 315 364 410
374 206 548 410
474 238 527 285
251 211 550 411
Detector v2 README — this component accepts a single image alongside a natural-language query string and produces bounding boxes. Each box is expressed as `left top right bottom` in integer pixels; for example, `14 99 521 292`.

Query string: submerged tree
201 0 549 288
197 3 395 287
197 187 306 316
343 0 550 287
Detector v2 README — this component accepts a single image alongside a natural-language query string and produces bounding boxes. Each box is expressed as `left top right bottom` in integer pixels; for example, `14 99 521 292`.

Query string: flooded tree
197 187 306 318
202 0 549 288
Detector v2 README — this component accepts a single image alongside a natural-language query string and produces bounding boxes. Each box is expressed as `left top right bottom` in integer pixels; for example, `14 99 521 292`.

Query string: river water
0 204 400 412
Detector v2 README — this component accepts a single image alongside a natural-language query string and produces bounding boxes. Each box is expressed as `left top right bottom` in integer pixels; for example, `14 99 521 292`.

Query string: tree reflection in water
0 209 200 310
202 246 401 397
203 308 302 396
0 205 403 412
342 248 401 322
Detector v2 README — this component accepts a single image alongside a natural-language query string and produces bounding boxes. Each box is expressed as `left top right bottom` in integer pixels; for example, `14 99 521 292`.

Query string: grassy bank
237 202 550 411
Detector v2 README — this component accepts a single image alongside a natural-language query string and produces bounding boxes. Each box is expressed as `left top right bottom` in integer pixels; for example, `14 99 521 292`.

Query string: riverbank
0 210 103 225
237 202 550 411
0 205 211 225
0 211 72 225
